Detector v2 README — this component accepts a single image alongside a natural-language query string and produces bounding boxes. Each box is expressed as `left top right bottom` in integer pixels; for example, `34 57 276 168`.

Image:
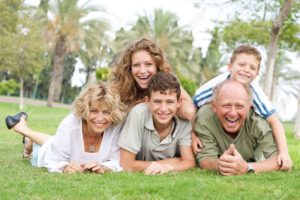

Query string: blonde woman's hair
73 83 128 124
110 38 171 108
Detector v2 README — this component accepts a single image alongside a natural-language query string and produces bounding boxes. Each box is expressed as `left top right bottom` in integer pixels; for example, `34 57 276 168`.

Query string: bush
96 67 110 81
0 79 19 95
177 75 197 97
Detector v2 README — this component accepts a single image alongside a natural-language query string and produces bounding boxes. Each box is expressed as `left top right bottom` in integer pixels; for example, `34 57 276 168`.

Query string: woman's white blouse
37 113 123 173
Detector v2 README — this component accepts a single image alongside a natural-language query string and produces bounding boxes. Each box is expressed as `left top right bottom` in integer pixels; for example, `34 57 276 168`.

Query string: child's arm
192 131 203 153
176 86 196 121
267 113 292 170
177 87 204 152
120 148 152 172
144 146 195 175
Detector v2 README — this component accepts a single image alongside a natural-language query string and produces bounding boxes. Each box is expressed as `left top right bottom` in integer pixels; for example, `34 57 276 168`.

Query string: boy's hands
192 131 203 154
144 162 174 175
277 152 292 171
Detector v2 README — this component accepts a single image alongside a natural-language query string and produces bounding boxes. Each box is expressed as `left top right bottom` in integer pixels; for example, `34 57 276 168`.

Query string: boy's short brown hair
147 72 181 100
230 45 262 68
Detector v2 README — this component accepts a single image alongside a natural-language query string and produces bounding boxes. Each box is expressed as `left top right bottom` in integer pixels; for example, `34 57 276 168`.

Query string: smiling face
85 101 112 135
131 50 158 89
146 90 180 130
212 82 251 136
227 53 259 84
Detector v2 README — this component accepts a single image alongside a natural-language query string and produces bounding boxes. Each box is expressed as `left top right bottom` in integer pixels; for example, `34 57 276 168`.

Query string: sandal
5 112 28 129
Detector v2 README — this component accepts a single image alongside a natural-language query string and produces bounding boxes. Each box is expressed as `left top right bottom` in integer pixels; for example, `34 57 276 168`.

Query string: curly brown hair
110 38 171 108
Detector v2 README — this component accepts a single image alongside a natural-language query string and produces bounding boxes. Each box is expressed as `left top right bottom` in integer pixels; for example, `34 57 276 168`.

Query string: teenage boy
192 45 292 170
195 80 281 175
118 72 195 175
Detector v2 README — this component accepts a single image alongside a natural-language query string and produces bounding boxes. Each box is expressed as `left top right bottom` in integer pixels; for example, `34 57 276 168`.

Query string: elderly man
195 80 282 175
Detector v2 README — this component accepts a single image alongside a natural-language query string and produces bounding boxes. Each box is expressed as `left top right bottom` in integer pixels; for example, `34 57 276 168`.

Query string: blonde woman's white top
37 113 122 173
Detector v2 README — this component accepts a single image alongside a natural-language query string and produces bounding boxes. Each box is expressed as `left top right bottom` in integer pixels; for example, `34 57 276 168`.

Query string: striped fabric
193 72 275 119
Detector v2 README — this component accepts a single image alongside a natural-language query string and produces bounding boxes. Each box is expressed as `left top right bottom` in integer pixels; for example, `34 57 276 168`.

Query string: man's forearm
251 155 280 173
199 157 219 171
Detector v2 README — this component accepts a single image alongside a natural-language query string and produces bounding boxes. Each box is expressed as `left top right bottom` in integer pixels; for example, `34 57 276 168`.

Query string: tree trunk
270 75 277 103
262 0 293 97
294 97 300 138
47 39 65 107
85 66 96 85
19 77 24 111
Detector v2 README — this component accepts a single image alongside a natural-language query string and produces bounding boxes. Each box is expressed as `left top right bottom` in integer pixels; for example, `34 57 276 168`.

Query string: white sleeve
38 116 73 173
100 124 123 172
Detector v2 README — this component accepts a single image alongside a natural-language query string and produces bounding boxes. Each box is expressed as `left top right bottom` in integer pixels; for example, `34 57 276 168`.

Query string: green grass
0 102 299 200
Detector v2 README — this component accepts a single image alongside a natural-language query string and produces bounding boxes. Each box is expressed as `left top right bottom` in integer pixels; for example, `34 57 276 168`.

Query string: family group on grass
6 38 292 175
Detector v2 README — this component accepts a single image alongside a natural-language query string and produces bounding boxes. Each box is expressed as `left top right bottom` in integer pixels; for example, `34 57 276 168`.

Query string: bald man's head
212 80 252 135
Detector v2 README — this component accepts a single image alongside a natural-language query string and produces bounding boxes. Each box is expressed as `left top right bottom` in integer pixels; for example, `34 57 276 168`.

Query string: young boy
193 45 292 170
118 72 195 175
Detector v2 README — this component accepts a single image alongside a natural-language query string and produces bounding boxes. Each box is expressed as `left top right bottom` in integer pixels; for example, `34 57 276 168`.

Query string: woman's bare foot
13 117 29 134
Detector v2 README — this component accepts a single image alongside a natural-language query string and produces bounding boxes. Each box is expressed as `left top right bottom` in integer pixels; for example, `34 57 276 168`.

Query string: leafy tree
113 8 201 85
263 0 294 97
199 27 222 86
33 54 52 100
60 53 78 104
193 0 300 135
79 19 111 85
38 0 106 107
177 74 197 97
0 0 46 110
0 79 19 95
35 53 78 103
222 19 271 47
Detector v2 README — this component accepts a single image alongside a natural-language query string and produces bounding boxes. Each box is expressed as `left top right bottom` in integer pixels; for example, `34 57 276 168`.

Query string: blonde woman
6 83 127 173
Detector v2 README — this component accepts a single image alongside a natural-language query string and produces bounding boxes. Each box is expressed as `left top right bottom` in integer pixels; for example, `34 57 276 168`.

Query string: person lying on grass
6 83 127 173
192 45 292 170
195 80 284 175
111 38 196 121
118 72 196 175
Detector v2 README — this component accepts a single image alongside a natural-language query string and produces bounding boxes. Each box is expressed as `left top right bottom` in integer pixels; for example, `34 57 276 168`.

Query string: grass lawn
0 102 299 200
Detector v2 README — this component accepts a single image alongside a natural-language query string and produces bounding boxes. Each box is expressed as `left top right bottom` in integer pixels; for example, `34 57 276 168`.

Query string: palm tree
78 19 111 85
113 9 200 82
40 0 106 107
199 27 222 86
